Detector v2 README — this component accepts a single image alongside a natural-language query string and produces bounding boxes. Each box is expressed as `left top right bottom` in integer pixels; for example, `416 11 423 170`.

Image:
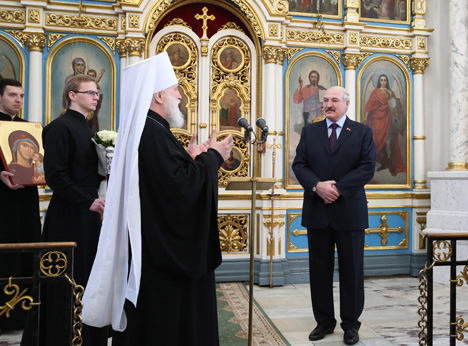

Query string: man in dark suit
292 86 376 345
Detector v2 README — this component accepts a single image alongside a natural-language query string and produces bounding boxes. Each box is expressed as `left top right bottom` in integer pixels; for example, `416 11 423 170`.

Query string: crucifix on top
195 7 215 56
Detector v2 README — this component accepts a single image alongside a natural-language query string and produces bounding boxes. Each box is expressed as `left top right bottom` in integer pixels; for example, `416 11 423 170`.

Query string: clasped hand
316 180 340 204
187 130 233 161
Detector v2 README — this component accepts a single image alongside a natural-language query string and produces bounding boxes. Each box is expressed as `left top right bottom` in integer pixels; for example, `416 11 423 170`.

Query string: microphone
238 117 253 132
256 117 269 142
256 118 268 133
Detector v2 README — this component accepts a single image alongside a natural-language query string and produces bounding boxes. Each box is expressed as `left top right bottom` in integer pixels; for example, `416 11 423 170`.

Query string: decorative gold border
284 51 342 190
0 32 26 119
217 45 245 73
357 55 412 189
365 211 409 250
44 37 116 130
358 0 411 25
287 212 307 253
163 41 192 70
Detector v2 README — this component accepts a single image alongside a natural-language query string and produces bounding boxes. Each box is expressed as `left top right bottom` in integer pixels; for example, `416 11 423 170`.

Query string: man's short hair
336 86 350 103
0 79 22 96
63 75 97 109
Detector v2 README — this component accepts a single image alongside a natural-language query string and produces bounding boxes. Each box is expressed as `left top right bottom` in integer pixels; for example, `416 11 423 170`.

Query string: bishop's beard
164 94 185 128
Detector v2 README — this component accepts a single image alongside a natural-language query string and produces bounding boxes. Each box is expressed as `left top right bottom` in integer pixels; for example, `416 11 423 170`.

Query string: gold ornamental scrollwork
218 214 249 253
326 50 341 67
287 48 303 63
0 277 40 318
121 16 126 30
360 36 412 50
451 317 468 341
396 55 411 69
417 38 426 50
433 240 452 262
128 14 140 29
218 135 250 187
418 260 435 345
219 22 244 34
349 32 358 44
274 0 289 14
147 0 175 31
263 45 287 65
365 214 404 246
411 57 430 75
4 30 26 46
116 39 127 56
165 18 192 30
28 9 40 24
342 52 371 70
46 14 117 30
125 37 145 57
48 33 67 50
98 36 116 55
451 265 468 287
0 10 26 24
40 251 68 277
286 30 343 44
24 32 47 52
268 24 279 37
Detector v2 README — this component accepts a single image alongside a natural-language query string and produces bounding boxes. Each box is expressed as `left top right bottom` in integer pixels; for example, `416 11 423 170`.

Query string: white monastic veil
82 52 178 331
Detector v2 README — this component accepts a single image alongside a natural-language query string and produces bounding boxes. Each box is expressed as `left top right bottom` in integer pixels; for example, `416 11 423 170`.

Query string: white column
412 67 427 189
28 50 43 123
261 58 276 179
448 0 468 169
345 68 356 120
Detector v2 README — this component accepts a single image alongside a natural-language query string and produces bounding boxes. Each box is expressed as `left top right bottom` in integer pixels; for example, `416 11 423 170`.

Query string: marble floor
253 275 468 346
1 275 467 345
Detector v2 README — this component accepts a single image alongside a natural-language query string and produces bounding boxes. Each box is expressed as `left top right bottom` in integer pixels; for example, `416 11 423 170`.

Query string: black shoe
343 328 359 345
308 325 334 341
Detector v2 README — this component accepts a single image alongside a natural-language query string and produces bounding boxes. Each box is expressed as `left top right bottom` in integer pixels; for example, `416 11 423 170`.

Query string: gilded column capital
411 57 430 74
116 39 127 56
24 32 46 52
262 45 287 65
342 52 372 70
124 37 145 57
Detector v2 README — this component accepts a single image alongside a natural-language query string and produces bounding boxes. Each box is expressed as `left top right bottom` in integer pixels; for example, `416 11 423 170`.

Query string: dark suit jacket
292 117 376 231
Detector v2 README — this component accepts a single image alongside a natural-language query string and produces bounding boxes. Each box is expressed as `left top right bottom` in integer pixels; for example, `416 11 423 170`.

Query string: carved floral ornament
0 9 25 24
262 45 287 65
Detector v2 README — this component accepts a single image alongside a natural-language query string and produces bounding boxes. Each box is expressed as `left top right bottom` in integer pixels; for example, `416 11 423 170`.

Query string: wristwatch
312 183 317 193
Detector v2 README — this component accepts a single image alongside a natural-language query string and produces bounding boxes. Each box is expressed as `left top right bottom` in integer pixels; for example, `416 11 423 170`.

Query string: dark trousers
307 227 364 331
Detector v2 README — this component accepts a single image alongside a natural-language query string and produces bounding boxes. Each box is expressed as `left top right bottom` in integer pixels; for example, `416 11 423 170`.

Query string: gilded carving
345 0 359 8
269 24 279 37
0 277 40 318
360 36 412 50
452 317 468 341
40 251 68 277
218 214 249 253
195 7 215 38
365 215 403 246
263 45 287 65
396 54 411 69
416 212 427 250
165 18 192 30
121 16 126 30
118 0 141 5
4 30 26 46
98 36 116 55
411 57 430 74
147 0 173 31
326 50 341 67
24 32 47 52
413 0 426 15
349 32 358 44
417 38 426 50
125 37 145 57
128 14 140 28
217 135 250 187
286 30 344 44
116 39 127 56
275 0 289 13
0 10 26 24
342 52 371 70
47 33 67 50
287 48 303 63
229 0 262 37
28 9 40 24
46 14 117 30
219 22 244 33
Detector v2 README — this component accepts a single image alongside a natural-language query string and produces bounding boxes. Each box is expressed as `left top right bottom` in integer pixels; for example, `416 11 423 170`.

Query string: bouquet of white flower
91 130 118 198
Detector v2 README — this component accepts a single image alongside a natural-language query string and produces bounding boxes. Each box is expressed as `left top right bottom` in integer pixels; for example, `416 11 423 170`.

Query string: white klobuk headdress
82 52 178 331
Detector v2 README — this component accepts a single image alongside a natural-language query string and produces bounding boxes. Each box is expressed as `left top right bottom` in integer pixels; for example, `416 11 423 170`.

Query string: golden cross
195 7 215 38
365 215 403 246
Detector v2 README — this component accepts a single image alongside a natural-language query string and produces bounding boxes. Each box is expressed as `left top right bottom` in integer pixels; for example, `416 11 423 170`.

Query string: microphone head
256 117 268 132
238 117 252 131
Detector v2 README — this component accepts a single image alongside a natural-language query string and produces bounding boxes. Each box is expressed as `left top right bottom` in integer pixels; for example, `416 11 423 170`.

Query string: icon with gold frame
217 46 244 73
221 147 243 173
0 121 46 186
165 42 191 70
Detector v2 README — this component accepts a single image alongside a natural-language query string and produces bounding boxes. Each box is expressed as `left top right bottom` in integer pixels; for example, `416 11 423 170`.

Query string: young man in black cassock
82 53 233 346
0 79 41 333
21 75 108 346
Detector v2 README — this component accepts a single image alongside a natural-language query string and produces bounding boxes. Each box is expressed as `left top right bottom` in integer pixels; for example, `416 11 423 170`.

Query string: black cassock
113 110 223 346
0 111 41 331
21 109 107 346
